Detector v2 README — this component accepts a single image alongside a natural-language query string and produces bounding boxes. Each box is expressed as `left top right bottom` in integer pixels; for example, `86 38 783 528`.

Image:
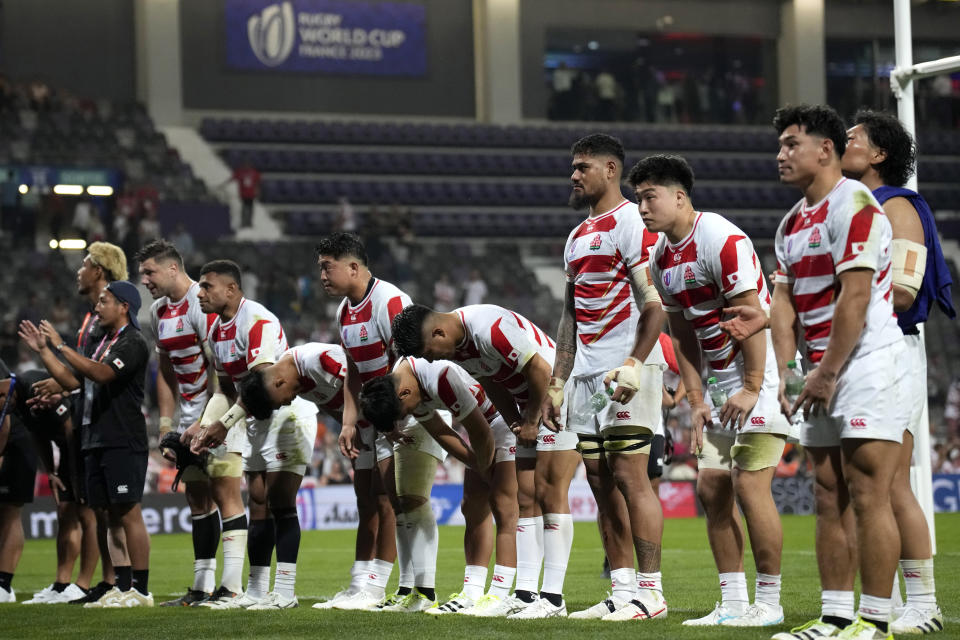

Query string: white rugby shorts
243 396 319 475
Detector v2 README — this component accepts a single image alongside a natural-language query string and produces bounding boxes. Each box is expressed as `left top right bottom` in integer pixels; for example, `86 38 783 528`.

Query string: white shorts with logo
354 425 390 471
395 415 448 463
490 415 518 463
800 340 909 448
514 425 579 459
176 393 210 432
704 373 796 440
903 333 926 438
563 366 663 436
243 396 319 475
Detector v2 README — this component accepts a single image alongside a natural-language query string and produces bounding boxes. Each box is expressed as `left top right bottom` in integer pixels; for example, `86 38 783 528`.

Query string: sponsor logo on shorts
616 411 631 420
850 418 867 429
117 484 128 494
508 446 516 454
516 525 526 532
276 451 289 460
750 416 766 425
542 434 556 445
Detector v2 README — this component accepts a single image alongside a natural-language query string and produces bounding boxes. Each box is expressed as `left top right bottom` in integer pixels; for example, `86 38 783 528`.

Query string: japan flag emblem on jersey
112 358 125 369
852 242 865 255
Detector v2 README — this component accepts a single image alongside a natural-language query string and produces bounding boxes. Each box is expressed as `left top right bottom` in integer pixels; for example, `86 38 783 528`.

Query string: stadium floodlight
53 184 84 195
57 239 87 250
86 185 114 196
48 239 59 249
18 184 28 194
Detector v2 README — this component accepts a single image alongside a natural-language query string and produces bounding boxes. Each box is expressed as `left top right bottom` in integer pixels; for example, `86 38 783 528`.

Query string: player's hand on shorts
604 358 641 403
48 473 66 505
541 377 564 432
18 320 46 352
511 420 539 448
193 422 227 454
718 306 768 341
339 423 359 459
720 388 759 430
793 366 836 421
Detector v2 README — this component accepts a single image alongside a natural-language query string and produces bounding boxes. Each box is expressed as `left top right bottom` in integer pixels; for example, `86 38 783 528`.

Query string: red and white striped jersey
337 278 412 383
650 211 783 400
207 298 287 384
650 211 771 382
774 178 901 363
451 304 555 411
564 200 661 375
403 357 499 424
150 282 217 412
287 343 347 413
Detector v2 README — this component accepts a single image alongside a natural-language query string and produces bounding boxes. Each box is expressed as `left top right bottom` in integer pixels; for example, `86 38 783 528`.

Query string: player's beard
568 188 595 211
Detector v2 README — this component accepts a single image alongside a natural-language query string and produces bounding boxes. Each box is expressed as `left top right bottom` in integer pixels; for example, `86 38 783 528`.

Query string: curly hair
773 104 847 158
315 232 368 265
853 109 917 188
390 304 434 357
570 133 625 166
359 375 402 433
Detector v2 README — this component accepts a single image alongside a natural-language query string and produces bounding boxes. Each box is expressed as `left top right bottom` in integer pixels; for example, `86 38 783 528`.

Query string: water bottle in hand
572 387 614 424
707 377 727 409
783 360 804 412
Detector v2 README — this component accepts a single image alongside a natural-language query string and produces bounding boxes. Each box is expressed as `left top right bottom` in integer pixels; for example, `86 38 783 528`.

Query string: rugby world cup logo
248 2 296 67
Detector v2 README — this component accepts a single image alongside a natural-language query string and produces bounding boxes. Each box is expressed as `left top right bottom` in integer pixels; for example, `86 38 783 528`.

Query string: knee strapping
603 431 652 455
576 435 604 460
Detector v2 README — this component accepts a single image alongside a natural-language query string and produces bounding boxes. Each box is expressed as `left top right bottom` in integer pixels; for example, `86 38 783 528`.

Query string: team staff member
2 368 95 605
21 280 153 608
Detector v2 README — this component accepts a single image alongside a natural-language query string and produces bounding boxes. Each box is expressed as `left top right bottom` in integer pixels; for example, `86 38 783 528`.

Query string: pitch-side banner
224 0 427 76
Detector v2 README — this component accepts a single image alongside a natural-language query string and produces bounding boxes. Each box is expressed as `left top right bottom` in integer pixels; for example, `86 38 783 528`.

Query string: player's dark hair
627 154 695 195
135 238 184 269
570 133 625 167
853 109 917 188
315 232 368 265
773 104 847 158
391 304 434 357
359 375 402 433
239 370 274 420
199 259 243 289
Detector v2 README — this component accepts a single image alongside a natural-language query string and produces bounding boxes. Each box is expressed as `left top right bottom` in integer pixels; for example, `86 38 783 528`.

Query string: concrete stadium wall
178 0 476 117
0 0 136 101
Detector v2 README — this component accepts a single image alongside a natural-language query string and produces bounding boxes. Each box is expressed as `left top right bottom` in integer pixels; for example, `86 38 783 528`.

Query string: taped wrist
221 402 248 430
547 377 565 406
200 392 230 427
609 359 644 391
158 416 174 435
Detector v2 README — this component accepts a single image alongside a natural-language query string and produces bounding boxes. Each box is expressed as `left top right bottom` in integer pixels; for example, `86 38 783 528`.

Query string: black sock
539 591 563 607
247 518 275 567
115 566 132 592
192 510 221 561
271 508 300 564
822 615 853 629
223 513 248 533
864 617 888 633
515 589 536 603
416 586 435 601
0 571 12 591
53 582 69 593
396 586 412 596
132 570 149 595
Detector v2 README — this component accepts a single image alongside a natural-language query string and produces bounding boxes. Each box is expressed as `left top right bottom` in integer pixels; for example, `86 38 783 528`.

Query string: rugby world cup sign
226 0 427 75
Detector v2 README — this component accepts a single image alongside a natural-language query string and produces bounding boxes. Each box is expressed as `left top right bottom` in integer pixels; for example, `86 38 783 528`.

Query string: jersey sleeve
374 292 412 350
485 316 540 374
648 250 682 313
245 317 282 369
709 233 760 298
773 217 795 285
301 344 347 387
830 187 888 274
620 221 657 276
433 364 480 422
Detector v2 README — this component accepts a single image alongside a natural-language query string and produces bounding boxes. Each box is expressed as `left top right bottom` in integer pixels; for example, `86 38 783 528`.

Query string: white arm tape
220 402 248 430
891 238 927 298
631 264 662 308
200 392 230 427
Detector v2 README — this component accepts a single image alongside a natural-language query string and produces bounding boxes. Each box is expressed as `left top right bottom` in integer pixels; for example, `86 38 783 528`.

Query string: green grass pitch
5 514 959 639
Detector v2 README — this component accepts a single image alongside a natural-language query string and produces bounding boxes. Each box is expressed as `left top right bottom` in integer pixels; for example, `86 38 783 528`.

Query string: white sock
193 558 216 593
274 562 297 599
637 570 662 595
350 560 370 593
488 565 516 598
610 567 636 602
367 559 393 598
462 565 487 600
719 572 749 607
395 512 415 589
540 513 573 596
858 593 892 623
515 516 543 593
247 565 271 599
822 590 855 621
220 524 247 594
409 502 438 590
755 573 781 607
901 558 937 608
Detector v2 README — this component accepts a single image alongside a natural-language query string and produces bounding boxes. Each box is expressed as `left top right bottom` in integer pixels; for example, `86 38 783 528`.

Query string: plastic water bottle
784 360 805 408
572 387 614 423
707 377 727 408
209 444 227 457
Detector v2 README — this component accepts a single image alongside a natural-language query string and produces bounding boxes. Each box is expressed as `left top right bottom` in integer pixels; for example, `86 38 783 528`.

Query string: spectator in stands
139 209 160 243
433 273 457 312
170 223 195 257
241 264 259 301
595 69 620 121
334 196 357 232
462 269 488 306
320 459 351 486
